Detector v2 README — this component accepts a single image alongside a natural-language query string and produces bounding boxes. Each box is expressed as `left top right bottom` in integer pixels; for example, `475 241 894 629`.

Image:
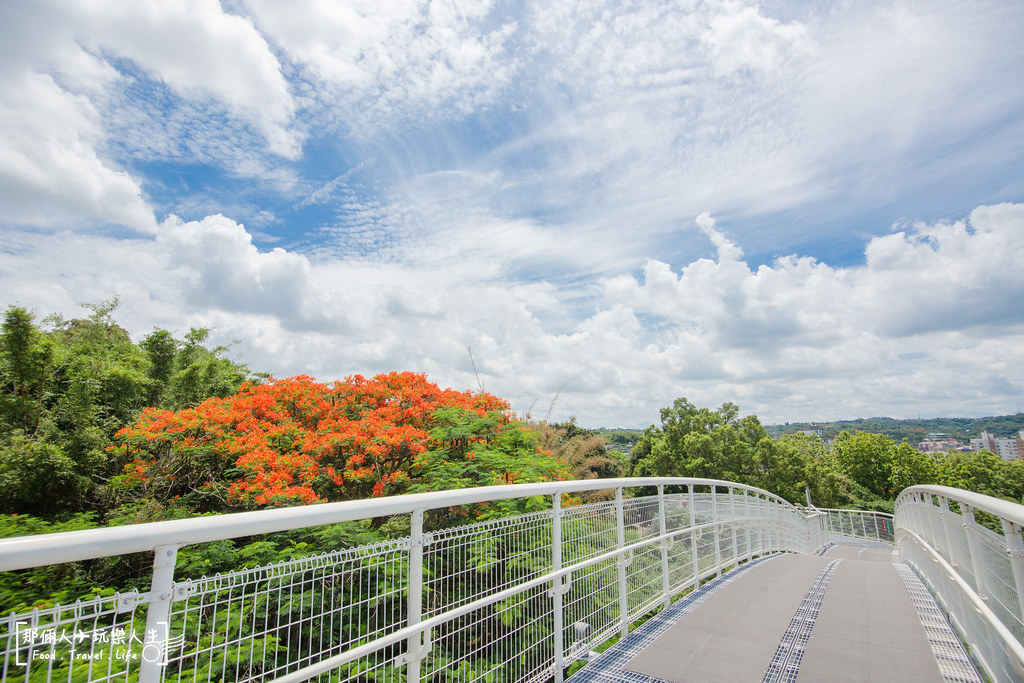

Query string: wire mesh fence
895 486 1024 682
1 480 820 683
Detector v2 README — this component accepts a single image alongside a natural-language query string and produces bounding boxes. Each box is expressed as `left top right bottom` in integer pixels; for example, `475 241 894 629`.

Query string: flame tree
115 372 568 510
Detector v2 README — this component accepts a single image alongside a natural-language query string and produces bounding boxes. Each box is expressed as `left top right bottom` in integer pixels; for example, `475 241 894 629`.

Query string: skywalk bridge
2 479 1024 682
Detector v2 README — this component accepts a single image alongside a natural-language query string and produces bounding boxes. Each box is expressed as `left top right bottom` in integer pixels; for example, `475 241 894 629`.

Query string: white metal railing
895 485 1024 681
0 478 819 683
815 508 895 544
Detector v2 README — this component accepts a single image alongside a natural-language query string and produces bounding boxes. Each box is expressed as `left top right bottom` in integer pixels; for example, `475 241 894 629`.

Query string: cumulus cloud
2 0 1023 427
0 70 155 230
69 0 300 158
0 0 299 233
5 203 1022 426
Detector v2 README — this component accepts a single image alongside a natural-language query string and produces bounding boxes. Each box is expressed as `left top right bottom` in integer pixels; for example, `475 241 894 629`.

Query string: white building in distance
970 430 1024 460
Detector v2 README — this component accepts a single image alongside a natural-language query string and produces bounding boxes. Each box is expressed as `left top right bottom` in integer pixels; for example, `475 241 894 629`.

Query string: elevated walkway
571 543 981 683
4 480 1023 682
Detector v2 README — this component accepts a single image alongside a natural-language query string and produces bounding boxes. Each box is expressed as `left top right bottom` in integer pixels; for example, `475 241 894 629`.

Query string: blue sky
2 0 1023 427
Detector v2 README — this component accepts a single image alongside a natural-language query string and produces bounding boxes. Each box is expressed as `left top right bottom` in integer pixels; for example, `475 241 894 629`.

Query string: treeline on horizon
775 414 1024 444
3 301 1024 612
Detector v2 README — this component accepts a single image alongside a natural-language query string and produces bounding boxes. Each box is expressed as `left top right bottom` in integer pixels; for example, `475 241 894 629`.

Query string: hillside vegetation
3 302 1023 613
776 414 1024 443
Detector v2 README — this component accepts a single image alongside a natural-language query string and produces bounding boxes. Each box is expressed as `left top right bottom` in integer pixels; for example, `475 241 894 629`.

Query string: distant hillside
772 414 1024 445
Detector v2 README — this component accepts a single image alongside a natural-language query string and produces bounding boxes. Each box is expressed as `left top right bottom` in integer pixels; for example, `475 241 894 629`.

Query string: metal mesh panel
1 591 146 682
424 511 553 618
562 559 620 654
423 583 554 683
946 516 976 592
168 539 409 683
661 495 690 533
974 527 1024 642
665 534 697 596
623 545 663 621
562 502 618 567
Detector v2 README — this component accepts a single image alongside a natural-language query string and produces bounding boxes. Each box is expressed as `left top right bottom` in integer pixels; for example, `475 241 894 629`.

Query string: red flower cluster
115 372 511 506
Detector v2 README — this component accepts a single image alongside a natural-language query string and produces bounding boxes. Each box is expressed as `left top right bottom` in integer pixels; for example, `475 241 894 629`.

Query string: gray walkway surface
570 544 981 683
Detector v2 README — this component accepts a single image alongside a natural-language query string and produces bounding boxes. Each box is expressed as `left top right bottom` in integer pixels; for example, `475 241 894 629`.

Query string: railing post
872 513 880 542
405 509 426 683
925 495 945 556
552 492 565 683
139 545 179 683
749 491 757 561
962 504 990 598
938 497 958 566
658 485 671 608
729 488 739 565
615 487 629 638
752 493 762 558
1000 519 1024 627
711 487 722 577
689 485 700 581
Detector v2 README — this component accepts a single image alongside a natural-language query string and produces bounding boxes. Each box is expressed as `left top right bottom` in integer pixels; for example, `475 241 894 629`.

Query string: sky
1 0 1023 428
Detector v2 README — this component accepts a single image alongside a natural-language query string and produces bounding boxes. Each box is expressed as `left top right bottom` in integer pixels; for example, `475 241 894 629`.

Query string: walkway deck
570 543 982 683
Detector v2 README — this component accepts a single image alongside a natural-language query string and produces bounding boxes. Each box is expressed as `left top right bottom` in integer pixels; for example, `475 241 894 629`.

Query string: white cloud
0 0 300 234
69 0 300 158
701 3 810 75
245 0 518 132
0 69 155 231
2 0 1023 428
4 203 1021 426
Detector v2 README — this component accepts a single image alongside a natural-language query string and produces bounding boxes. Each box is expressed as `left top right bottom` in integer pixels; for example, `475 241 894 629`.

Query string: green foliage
0 302 253 520
631 398 799 499
0 432 91 515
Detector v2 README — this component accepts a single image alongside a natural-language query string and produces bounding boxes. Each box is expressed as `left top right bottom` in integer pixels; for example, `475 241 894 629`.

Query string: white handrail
0 477 799 571
0 477 813 683
899 485 1024 527
895 485 1024 681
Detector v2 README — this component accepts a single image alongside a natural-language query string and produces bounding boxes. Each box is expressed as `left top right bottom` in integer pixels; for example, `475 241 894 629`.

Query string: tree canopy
115 372 568 509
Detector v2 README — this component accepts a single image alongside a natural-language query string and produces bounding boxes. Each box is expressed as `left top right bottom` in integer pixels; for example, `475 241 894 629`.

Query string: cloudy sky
2 0 1023 427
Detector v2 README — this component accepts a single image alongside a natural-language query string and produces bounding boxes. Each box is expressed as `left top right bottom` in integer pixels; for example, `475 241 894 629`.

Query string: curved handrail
894 484 1024 681
0 477 802 571
273 513 788 683
896 485 1024 527
1 477 813 683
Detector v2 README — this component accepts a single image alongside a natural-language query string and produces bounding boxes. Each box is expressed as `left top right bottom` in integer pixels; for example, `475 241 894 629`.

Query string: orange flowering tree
114 372 568 509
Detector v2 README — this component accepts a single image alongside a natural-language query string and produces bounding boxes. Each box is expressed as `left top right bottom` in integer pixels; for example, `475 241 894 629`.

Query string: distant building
918 437 962 453
799 426 824 438
970 430 1024 460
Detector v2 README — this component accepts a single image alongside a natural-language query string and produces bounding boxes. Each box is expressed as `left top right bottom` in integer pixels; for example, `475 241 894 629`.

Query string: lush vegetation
628 398 1024 513
4 301 1024 680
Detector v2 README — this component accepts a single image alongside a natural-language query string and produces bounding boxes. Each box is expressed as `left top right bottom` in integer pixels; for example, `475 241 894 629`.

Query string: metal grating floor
893 563 982 683
568 550 981 683
566 556 773 683
762 559 842 683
